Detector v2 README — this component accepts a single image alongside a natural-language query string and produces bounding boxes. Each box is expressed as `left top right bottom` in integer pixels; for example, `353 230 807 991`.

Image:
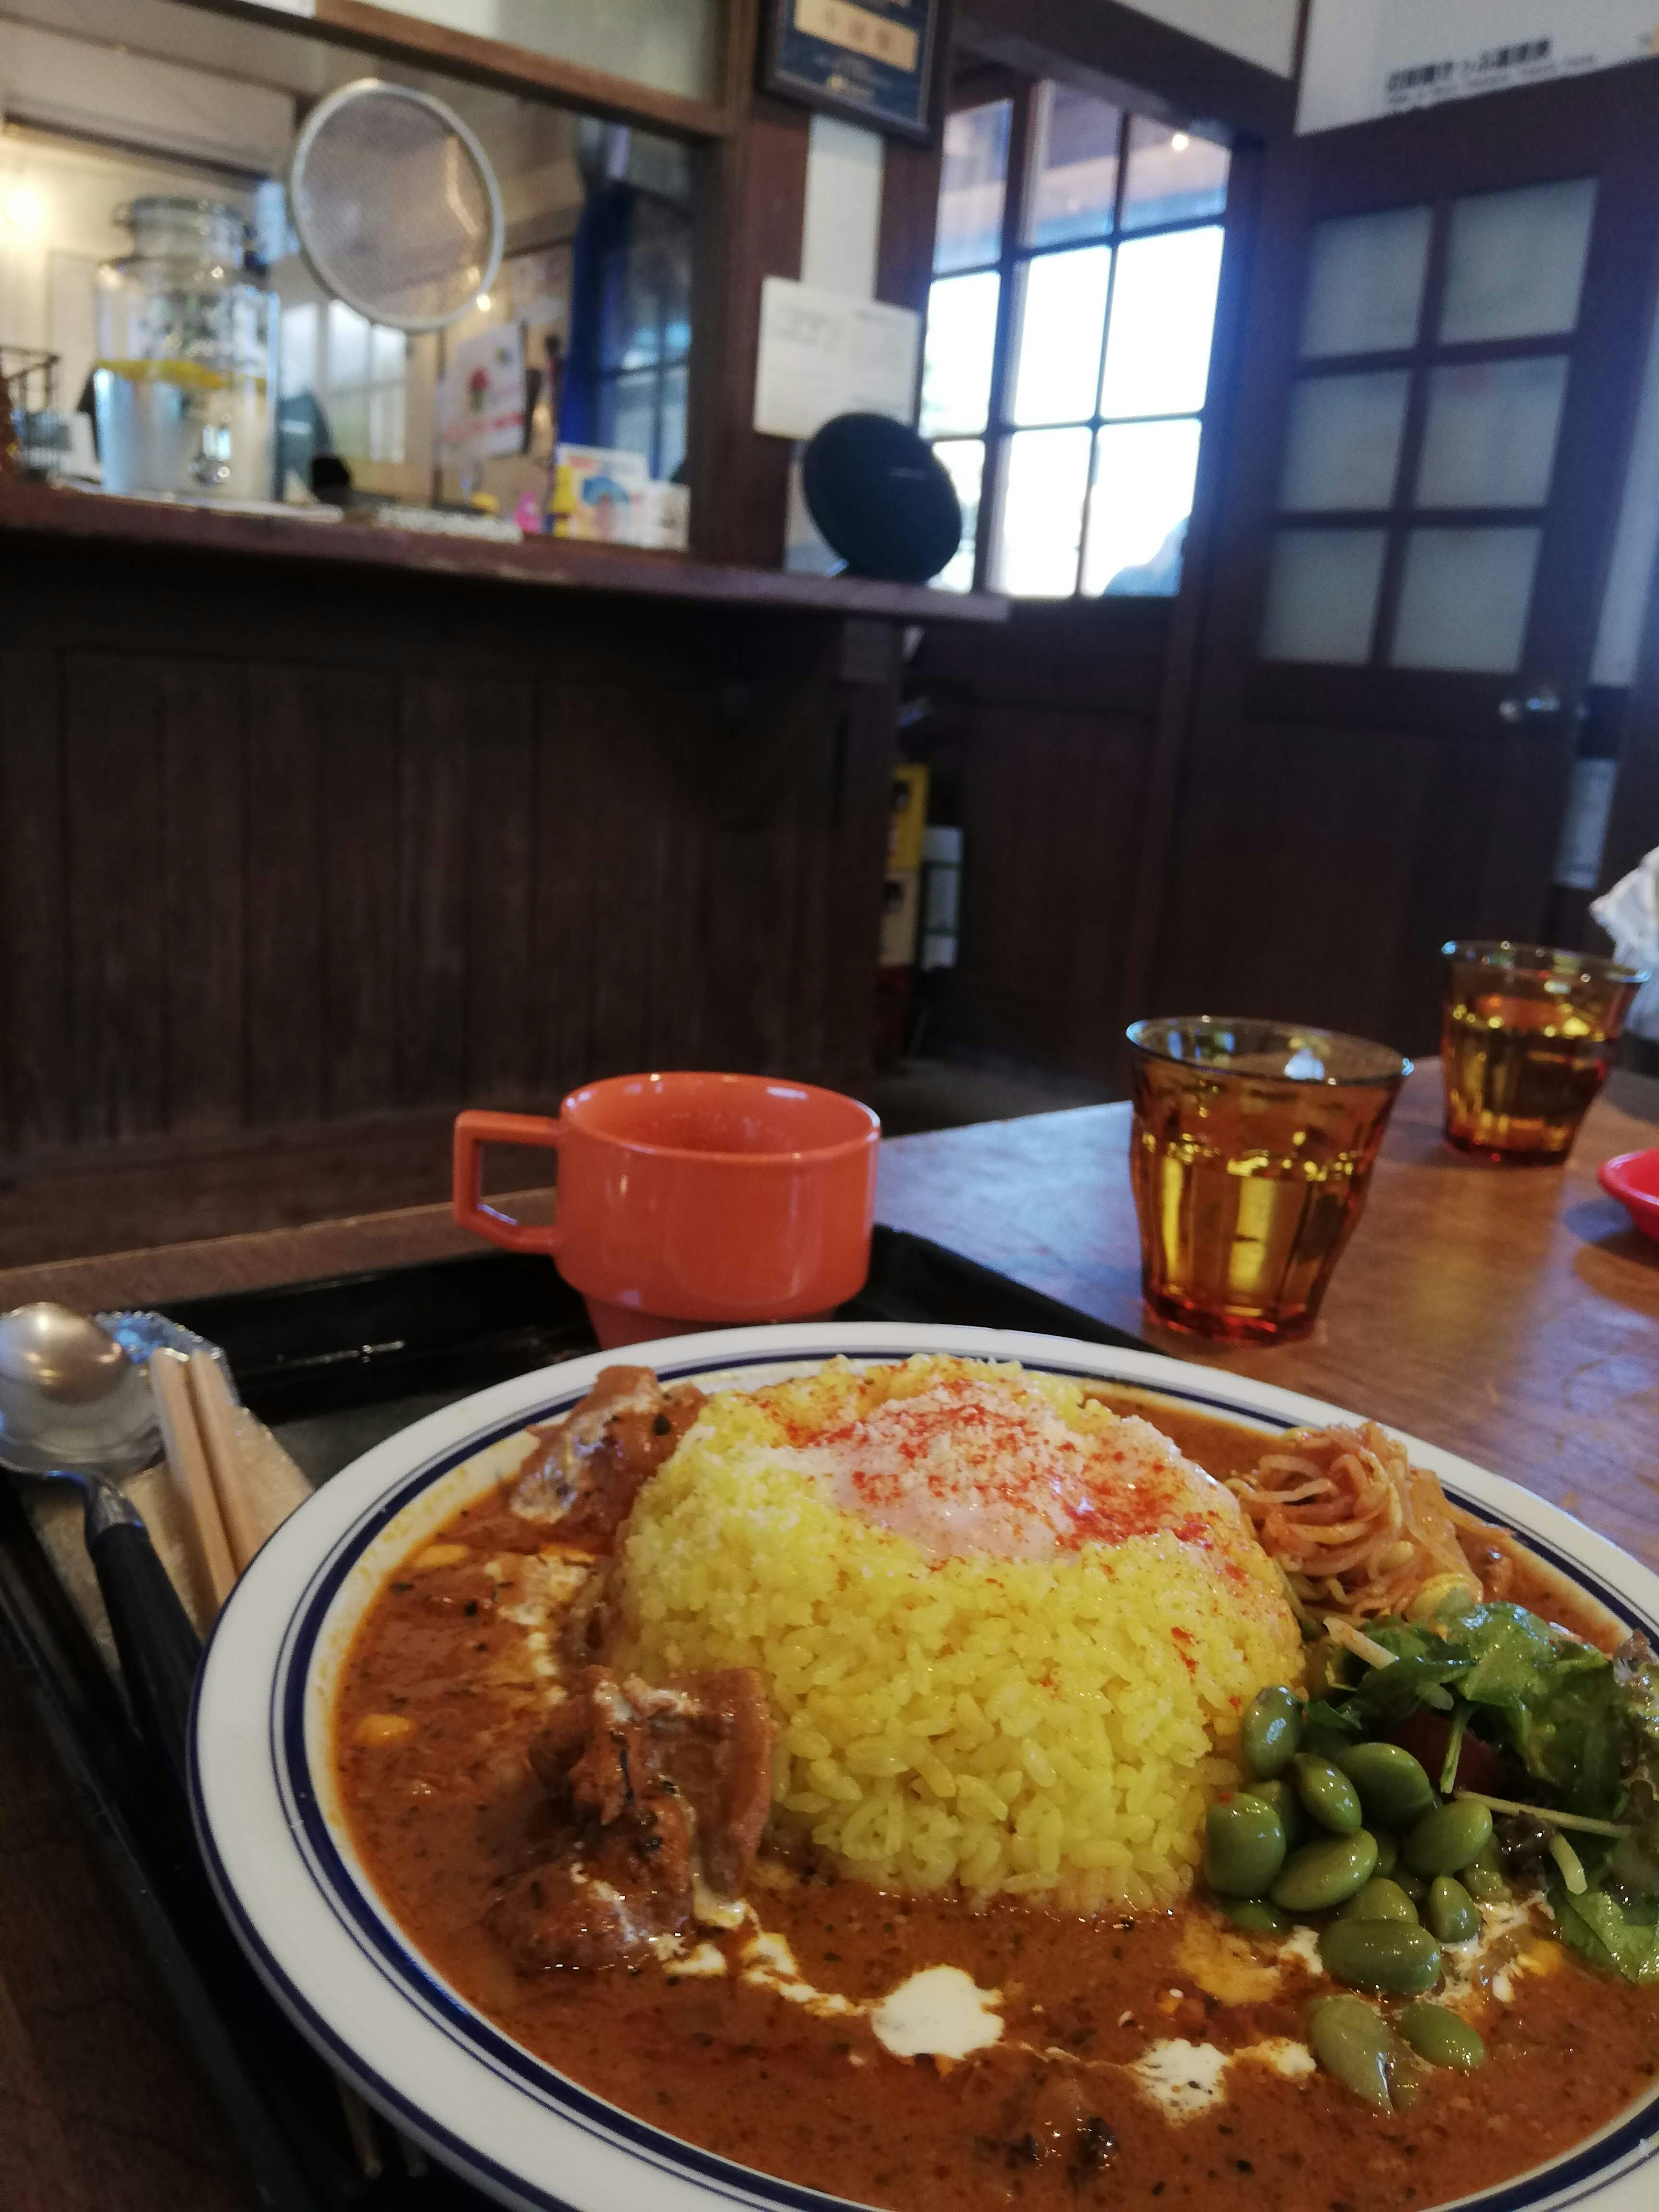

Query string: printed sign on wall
764 0 940 141
753 277 921 441
1300 0 1659 134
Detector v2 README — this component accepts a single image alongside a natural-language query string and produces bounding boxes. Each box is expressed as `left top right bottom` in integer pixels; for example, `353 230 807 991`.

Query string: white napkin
1590 846 1659 1042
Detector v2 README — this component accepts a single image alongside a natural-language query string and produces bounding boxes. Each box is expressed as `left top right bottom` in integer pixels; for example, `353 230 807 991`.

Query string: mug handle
451 1110 566 1255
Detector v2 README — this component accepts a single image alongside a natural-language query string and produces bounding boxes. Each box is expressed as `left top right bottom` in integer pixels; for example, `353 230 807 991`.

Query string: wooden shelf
0 485 1008 625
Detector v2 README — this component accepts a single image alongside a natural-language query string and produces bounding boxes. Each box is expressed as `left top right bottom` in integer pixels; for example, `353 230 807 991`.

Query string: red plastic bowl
1599 1147 1659 1241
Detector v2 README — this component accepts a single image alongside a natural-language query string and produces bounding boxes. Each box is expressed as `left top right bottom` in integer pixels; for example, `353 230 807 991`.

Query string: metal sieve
288 78 504 333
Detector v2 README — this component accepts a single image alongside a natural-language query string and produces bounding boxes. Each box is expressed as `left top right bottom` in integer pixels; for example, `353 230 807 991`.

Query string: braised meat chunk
490 1665 777 1971
510 1366 704 1546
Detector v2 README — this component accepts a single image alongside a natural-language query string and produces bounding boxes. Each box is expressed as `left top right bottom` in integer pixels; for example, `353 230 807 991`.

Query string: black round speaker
801 412 963 584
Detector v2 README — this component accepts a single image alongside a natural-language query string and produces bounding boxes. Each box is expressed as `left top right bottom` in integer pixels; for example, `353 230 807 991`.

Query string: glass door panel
1438 178 1596 343
1266 174 1595 668
1024 83 1120 246
1279 369 1410 511
1390 527 1541 671
1300 206 1432 358
1414 357 1570 508
1120 118 1229 231
1083 417 1201 594
931 439 985 594
1011 248 1113 424
919 270 1000 437
1259 529 1388 663
993 426 1092 595
1099 228 1224 416
935 102 1013 274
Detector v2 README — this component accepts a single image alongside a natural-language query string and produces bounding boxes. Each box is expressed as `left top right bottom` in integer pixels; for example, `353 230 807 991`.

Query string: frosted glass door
1261 178 1596 675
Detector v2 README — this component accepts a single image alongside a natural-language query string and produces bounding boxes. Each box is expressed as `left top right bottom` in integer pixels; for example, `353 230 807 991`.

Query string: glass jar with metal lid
94 196 273 500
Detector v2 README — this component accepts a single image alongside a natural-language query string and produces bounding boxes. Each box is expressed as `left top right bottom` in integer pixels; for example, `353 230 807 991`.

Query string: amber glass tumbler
1440 941 1646 1166
1127 1018 1410 1344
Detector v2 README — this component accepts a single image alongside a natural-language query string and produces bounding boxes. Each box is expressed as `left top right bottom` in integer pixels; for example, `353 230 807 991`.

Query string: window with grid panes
921 82 1230 597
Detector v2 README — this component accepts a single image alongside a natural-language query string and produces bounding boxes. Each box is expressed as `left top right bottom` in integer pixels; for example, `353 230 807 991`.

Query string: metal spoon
0 1302 200 1795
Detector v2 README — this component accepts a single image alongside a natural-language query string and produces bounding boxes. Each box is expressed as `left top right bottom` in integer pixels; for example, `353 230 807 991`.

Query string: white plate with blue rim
191 1322 1659 2212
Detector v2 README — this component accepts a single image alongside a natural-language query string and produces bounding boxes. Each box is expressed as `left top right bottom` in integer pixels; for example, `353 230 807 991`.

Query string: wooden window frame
934 73 1230 597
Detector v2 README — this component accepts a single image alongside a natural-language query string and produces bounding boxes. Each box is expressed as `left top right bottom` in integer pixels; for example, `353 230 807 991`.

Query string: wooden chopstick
153 1349 396 2186
185 1352 265 1574
150 1351 237 1610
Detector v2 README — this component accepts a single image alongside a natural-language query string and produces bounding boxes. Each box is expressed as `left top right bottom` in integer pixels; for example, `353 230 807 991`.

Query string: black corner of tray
157 1225 1146 1430
1 1225 1146 2212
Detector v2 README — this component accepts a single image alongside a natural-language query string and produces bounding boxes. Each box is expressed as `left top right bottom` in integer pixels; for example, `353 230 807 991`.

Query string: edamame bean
1337 1741 1437 1830
1427 1875 1479 1944
1301 1724 1354 1762
1464 1839 1510 1901
1306 1995 1403 2110
1271 1828 1379 1912
1205 1795 1287 1897
1405 1799 1494 1877
1372 1829 1399 1875
1339 1877 1421 1925
1291 1753 1364 1835
1392 1862 1427 1902
1398 2002 1485 2072
1319 1918 1443 1995
1243 1777 1304 1848
1242 1685 1302 1780
1222 1897 1292 1935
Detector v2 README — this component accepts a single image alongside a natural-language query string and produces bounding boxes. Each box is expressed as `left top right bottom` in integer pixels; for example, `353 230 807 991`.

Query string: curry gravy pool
333 1364 1659 2212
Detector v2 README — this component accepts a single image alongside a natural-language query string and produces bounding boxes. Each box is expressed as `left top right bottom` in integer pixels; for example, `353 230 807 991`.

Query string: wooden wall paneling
320 672 401 1120
687 97 810 568
642 687 714 1076
1473 731 1578 944
1059 717 1152 1070
161 661 247 1137
822 645 901 1076
62 657 167 1145
397 678 472 1107
950 709 1050 1052
932 700 1157 1073
587 690 670 1081
0 649 69 1157
957 0 1298 140
1120 141 1266 1041
464 680 538 1104
311 0 732 140
1386 736 1497 1054
245 666 325 1127
1221 726 1432 1043
780 693 841 1079
877 133 945 327
529 682 601 1100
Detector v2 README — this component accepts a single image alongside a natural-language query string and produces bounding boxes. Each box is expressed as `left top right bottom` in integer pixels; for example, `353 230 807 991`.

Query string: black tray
0 1227 1145 2212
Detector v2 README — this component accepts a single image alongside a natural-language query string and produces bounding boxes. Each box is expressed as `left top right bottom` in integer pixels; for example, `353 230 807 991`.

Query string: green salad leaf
1315 1601 1659 1984
1552 1884 1659 1983
1326 1602 1627 1816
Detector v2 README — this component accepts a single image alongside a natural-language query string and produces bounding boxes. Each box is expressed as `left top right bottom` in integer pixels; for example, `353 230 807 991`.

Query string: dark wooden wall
912 602 1169 1079
0 541 899 1166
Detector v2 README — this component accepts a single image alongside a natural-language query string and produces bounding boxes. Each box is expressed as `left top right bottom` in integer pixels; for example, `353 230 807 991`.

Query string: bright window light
3 185 44 234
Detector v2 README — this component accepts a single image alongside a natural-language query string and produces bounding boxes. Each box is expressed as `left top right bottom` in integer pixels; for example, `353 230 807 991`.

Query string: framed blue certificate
764 0 943 143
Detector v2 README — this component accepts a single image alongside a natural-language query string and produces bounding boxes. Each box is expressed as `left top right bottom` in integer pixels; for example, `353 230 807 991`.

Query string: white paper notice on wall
1300 0 1659 134
753 276 920 441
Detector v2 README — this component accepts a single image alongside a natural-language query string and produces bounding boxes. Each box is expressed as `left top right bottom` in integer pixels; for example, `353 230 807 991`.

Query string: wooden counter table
877 1062 1659 1575
0 1060 1654 2209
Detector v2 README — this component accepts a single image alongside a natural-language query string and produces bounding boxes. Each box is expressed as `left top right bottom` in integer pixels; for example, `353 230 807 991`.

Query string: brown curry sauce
334 1385 1659 2212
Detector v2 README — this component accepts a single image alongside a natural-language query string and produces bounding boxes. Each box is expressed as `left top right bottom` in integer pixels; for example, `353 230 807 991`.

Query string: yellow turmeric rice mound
613 1355 1300 1911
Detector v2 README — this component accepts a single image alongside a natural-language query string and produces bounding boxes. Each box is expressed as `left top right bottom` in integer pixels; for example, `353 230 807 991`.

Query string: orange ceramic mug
451 1071 881 1348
